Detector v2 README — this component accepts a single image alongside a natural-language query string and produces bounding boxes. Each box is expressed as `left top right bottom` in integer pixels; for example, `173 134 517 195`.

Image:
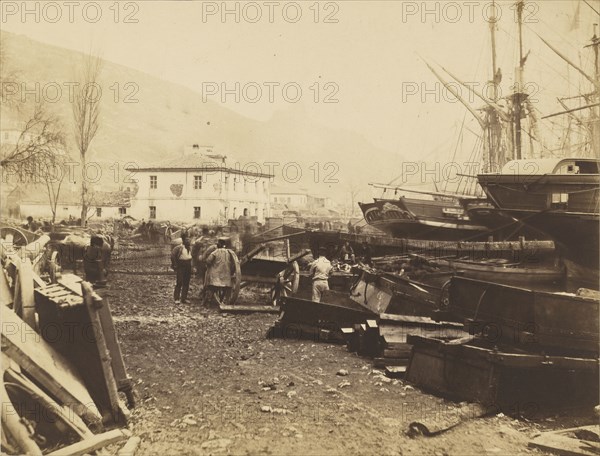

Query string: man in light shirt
309 247 333 302
171 236 193 304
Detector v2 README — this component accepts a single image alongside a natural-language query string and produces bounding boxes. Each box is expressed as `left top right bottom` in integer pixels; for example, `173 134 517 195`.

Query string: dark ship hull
478 161 600 272
359 197 489 241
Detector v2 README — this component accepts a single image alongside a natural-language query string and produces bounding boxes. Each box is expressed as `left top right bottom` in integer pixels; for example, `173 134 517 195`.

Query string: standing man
83 235 112 286
203 237 238 306
309 247 332 302
171 237 193 304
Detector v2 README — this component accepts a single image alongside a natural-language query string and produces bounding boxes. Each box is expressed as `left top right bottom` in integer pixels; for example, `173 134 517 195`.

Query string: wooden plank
58 274 84 296
44 290 73 299
219 304 280 313
385 365 407 378
81 282 124 425
0 267 12 307
380 313 462 327
16 259 36 328
373 357 409 368
95 295 135 407
4 362 93 439
529 425 600 456
1 306 102 426
48 429 131 456
117 436 142 456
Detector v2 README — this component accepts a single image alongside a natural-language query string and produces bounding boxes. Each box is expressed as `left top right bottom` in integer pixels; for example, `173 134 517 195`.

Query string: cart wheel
270 261 299 306
0 227 29 246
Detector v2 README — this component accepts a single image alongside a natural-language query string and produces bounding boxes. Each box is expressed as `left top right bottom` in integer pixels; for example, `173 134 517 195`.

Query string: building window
243 208 249 217
254 207 258 216
233 177 238 191
224 207 229 219
255 181 259 193
96 207 102 217
149 206 156 219
119 207 127 215
224 175 229 189
150 175 157 189
233 207 237 218
194 175 202 190
263 181 266 191
194 207 201 219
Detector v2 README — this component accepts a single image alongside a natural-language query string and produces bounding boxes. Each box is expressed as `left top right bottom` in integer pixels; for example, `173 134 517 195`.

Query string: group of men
171 236 373 305
170 236 237 305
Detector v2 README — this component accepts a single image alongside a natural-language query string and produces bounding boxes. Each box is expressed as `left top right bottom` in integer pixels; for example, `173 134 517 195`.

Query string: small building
6 184 130 221
270 185 339 216
125 145 273 224
270 186 309 208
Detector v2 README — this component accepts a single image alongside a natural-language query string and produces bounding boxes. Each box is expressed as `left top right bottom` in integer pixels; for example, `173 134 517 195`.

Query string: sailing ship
476 11 600 277
360 1 535 241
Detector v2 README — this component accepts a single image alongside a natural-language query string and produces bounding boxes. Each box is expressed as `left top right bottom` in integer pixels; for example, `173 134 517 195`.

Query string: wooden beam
48 429 131 456
1 306 102 426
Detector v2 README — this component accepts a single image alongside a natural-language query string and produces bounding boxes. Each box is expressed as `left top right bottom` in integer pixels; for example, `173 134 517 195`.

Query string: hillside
1 31 408 206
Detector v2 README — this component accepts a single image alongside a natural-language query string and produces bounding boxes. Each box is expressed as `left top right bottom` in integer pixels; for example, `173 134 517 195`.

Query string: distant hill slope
1 31 408 204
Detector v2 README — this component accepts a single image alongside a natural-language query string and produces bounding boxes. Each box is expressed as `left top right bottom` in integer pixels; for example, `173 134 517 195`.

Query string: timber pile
405 276 600 413
1 232 139 455
341 313 467 376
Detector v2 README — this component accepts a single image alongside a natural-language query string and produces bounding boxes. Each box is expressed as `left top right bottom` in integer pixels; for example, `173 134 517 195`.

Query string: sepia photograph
0 0 599 454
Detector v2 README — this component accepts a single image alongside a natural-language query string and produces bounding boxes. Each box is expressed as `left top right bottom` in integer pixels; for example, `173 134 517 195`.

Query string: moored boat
477 158 600 272
359 196 489 241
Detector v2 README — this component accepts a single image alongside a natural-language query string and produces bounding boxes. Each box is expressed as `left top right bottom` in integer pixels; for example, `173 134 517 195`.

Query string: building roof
8 184 130 207
127 152 274 178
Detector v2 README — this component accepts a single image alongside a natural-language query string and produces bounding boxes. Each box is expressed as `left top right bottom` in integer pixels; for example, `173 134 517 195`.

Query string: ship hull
478 173 600 271
359 198 489 241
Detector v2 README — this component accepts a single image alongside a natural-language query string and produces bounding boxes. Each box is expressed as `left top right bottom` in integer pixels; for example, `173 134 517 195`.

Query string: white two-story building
126 146 273 224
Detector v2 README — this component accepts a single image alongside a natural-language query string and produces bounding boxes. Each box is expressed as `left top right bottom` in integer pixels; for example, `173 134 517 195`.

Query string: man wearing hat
203 237 238 306
309 247 333 302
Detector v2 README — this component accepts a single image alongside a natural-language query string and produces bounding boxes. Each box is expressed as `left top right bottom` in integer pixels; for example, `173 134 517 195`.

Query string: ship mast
486 0 504 170
513 0 526 160
585 23 600 156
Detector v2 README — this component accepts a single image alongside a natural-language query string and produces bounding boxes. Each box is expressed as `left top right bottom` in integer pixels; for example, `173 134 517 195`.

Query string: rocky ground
104 243 596 456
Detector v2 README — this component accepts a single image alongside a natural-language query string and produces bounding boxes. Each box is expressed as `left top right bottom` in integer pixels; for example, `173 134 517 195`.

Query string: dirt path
105 244 593 455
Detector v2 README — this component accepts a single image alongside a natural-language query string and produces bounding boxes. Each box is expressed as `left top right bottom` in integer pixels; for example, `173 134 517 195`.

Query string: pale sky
1 1 597 159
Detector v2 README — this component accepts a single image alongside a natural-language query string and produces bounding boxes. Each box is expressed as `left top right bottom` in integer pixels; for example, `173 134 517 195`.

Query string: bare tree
1 37 65 181
38 152 68 225
0 104 66 168
72 54 103 227
347 182 361 217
